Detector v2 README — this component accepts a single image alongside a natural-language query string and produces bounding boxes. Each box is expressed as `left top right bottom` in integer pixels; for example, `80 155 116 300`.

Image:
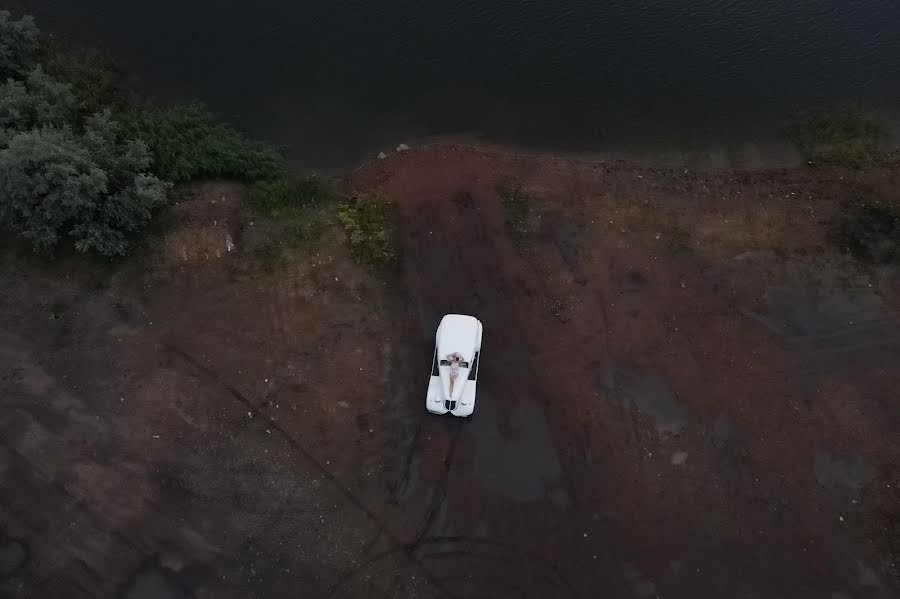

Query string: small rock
671 451 688 465
337 401 350 409
396 143 410 152
377 152 388 159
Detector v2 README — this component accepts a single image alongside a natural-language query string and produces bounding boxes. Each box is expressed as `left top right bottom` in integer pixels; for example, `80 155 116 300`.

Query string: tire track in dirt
0 443 144 597
367 181 590 598
163 344 456 599
337 536 579 599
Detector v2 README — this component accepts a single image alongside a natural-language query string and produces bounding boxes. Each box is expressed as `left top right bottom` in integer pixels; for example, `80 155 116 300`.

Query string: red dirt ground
1 148 899 599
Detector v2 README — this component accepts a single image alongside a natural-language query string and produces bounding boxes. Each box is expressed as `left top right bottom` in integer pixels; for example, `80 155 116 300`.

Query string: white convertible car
426 314 483 417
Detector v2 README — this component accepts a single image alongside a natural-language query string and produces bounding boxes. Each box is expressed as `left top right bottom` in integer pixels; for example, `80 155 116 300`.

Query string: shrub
0 112 169 256
248 175 332 217
785 106 889 168
337 194 397 267
123 102 285 183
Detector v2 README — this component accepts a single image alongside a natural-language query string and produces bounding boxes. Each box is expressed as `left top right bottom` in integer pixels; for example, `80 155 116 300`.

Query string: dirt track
1 148 899 598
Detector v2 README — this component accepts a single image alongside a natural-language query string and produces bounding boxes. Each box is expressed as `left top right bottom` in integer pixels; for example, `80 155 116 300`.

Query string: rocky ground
1 146 898 598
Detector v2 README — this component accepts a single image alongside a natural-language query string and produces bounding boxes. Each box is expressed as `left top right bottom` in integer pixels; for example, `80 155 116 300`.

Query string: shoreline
270 103 900 177
295 131 811 178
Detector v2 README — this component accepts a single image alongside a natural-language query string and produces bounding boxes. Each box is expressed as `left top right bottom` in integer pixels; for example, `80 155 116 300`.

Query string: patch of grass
497 178 531 240
283 219 325 249
248 175 333 252
251 241 283 273
785 105 890 168
833 201 900 264
336 194 397 268
248 175 333 217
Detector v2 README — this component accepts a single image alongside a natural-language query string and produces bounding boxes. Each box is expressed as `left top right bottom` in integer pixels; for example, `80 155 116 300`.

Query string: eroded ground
1 148 899 599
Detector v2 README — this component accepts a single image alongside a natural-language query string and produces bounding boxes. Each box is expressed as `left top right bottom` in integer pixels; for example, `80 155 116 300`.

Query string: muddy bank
0 148 898 598
347 144 900 598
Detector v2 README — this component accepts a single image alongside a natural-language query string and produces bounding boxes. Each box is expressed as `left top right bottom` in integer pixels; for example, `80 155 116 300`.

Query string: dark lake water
8 0 900 172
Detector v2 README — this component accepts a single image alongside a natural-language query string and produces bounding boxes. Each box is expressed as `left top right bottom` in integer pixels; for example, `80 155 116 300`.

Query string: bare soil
1 149 899 599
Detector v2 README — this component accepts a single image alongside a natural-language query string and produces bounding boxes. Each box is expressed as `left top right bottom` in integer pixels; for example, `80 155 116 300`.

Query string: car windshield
440 356 470 368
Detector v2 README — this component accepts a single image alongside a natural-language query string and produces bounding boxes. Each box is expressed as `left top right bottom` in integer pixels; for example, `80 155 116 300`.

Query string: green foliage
833 201 900 264
497 178 530 239
0 11 288 257
283 219 324 248
123 102 285 183
251 241 284 273
337 194 397 268
0 67 78 143
785 106 889 168
248 175 332 217
43 42 123 117
0 112 169 256
0 10 40 80
247 176 332 256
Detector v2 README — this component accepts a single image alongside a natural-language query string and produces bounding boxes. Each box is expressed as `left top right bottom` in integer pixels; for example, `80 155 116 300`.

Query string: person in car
446 352 463 393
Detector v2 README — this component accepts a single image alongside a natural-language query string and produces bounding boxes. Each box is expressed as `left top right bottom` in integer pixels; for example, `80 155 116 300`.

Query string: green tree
0 112 169 256
0 10 40 80
44 43 122 118
0 67 78 143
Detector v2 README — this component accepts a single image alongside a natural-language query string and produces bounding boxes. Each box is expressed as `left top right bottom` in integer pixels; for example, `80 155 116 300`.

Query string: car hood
437 314 480 358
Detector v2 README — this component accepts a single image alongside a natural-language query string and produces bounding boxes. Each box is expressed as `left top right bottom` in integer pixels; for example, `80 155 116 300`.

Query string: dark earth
1 146 899 598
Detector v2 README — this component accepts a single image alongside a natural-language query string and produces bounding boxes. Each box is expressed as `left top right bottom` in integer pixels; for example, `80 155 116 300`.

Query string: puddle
712 417 739 450
749 284 900 352
856 559 881 588
471 397 564 503
813 450 873 494
119 560 191 599
0 537 28 579
542 210 582 273
601 364 688 437
622 562 656 598
710 416 740 478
